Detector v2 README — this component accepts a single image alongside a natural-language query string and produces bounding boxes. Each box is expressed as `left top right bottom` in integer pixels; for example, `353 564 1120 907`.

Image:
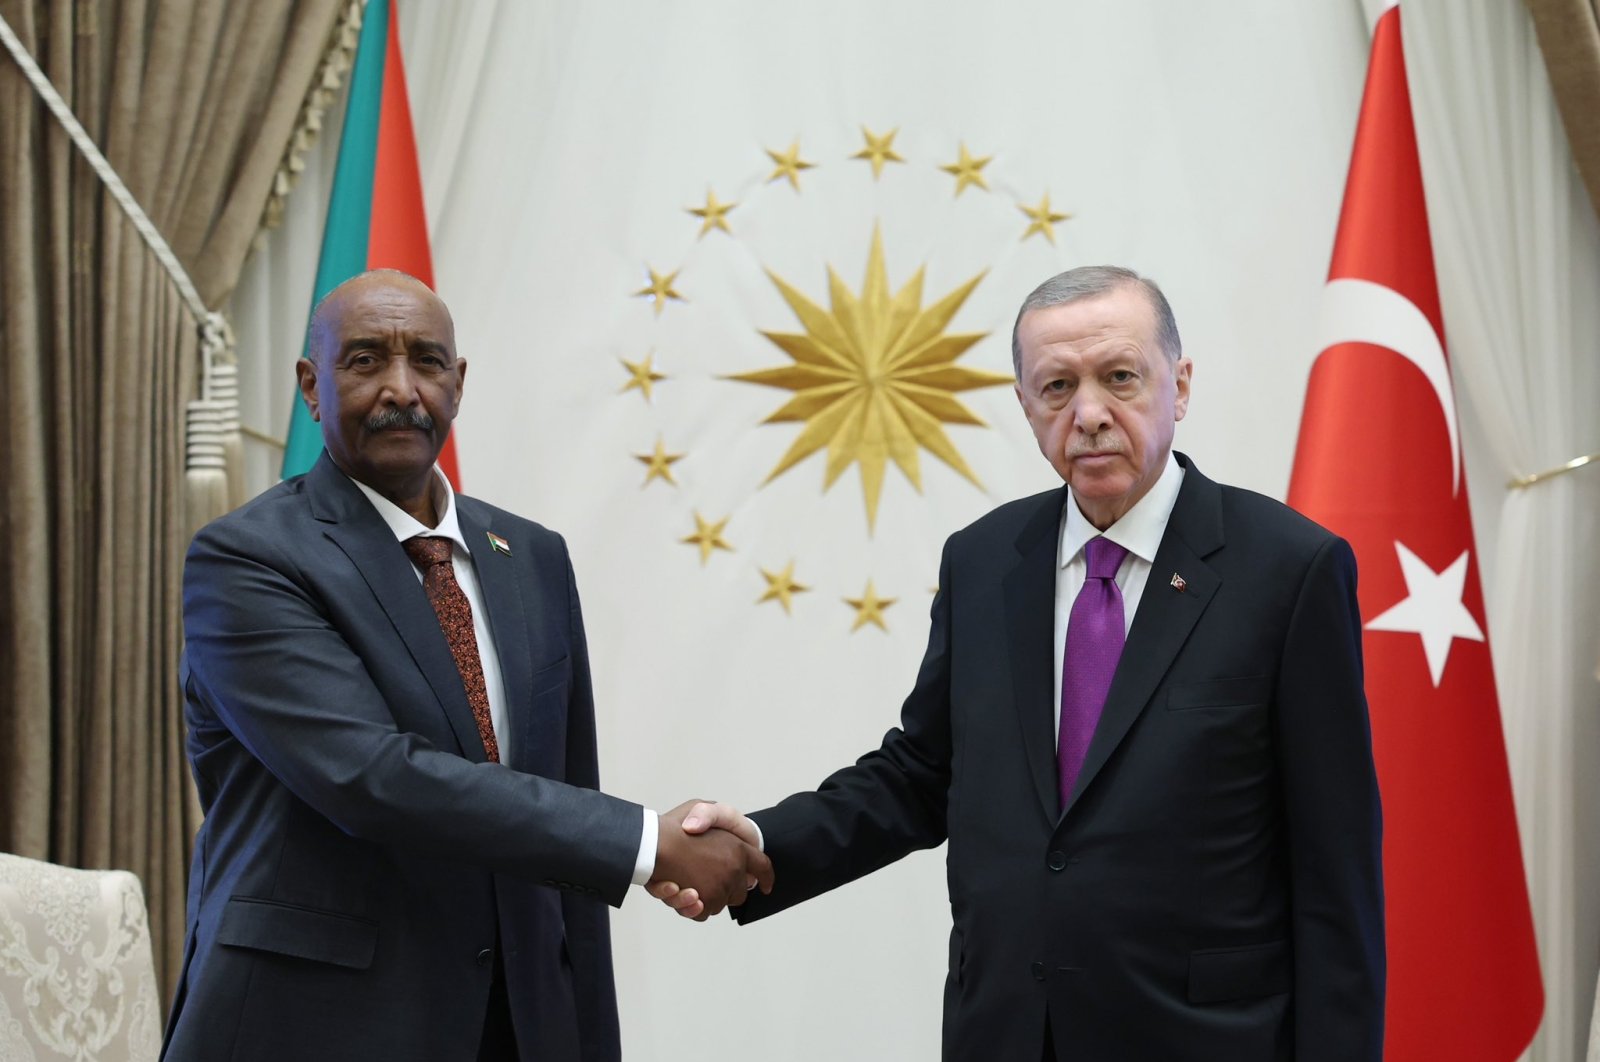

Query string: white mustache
1066 438 1124 458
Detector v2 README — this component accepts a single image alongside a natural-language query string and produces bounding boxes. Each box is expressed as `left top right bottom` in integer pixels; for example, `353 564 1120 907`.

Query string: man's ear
1171 357 1193 422
294 358 321 422
452 357 467 416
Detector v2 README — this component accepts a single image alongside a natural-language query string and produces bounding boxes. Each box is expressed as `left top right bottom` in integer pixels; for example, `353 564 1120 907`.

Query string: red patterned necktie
1058 536 1129 808
403 536 499 763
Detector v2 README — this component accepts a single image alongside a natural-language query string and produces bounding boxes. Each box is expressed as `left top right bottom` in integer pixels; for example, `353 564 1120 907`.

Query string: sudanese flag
281 0 457 485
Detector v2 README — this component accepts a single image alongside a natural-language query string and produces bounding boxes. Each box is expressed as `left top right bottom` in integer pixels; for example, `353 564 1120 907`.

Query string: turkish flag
1287 7 1542 1059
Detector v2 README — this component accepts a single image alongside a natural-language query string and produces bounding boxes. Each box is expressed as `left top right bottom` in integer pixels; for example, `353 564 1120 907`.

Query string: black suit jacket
735 454 1384 1061
163 453 639 1062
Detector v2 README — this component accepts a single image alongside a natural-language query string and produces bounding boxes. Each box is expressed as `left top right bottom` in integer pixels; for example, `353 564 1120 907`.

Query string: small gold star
939 143 992 196
634 437 684 487
1019 192 1072 245
687 188 737 238
633 267 685 315
681 512 733 565
851 126 905 179
619 352 666 401
756 561 810 614
765 141 816 190
844 579 896 632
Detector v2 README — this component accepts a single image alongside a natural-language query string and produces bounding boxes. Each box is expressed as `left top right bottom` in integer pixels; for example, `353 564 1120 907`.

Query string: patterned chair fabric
0 853 161 1062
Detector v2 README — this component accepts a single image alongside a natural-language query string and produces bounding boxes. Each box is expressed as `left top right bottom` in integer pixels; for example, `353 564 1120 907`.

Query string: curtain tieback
0 9 236 511
1507 452 1600 489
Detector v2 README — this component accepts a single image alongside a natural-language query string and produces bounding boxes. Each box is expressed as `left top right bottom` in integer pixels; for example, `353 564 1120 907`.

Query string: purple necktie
1058 536 1130 809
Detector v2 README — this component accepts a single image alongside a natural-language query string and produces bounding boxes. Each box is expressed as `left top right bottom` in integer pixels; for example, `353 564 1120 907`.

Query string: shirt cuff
630 808 659 887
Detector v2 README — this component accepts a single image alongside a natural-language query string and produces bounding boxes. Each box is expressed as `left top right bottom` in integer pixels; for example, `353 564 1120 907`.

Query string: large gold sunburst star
729 226 1013 531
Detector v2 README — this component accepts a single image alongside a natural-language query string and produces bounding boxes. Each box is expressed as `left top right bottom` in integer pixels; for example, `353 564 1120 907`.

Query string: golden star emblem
634 267 685 316
1019 192 1072 244
619 352 666 400
844 580 896 632
851 126 906 179
635 437 684 487
765 141 816 191
687 188 737 238
681 511 733 565
728 225 1013 531
939 143 992 196
756 561 809 614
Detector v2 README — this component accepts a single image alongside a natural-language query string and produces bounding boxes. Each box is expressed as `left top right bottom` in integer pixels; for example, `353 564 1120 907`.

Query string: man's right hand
650 799 773 921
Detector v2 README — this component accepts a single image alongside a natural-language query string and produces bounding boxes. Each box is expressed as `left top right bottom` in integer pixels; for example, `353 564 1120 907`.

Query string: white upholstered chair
0 853 161 1062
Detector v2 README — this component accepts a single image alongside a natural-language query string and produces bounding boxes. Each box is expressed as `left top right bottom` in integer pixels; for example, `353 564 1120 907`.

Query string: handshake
647 800 769 921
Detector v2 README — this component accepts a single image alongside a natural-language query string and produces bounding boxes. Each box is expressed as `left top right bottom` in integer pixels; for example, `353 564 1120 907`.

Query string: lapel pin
1170 572 1186 592
487 532 511 556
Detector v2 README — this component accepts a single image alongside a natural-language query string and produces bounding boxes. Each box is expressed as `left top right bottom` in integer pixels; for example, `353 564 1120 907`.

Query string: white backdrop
227 2 1597 1059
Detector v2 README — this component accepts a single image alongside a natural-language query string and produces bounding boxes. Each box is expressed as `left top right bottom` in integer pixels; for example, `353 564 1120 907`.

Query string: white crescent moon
1315 277 1460 493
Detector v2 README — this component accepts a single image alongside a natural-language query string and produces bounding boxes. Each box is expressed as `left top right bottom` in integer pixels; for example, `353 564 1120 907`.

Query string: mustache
1067 437 1124 458
365 408 434 433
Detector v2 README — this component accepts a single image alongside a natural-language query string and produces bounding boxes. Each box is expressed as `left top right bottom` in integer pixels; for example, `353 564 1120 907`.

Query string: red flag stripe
368 3 459 488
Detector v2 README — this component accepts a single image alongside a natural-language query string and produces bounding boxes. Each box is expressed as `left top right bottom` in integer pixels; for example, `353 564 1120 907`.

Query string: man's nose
1072 387 1113 436
377 357 422 405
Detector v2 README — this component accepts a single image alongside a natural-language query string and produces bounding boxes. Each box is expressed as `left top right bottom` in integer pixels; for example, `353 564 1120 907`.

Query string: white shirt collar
1059 452 1184 568
347 466 470 554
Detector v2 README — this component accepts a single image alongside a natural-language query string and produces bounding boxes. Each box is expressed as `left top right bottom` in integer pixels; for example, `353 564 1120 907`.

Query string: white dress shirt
1053 453 1185 748
348 467 658 885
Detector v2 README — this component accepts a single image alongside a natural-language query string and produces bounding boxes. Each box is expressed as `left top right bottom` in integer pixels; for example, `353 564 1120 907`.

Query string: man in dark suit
660 266 1384 1060
163 270 771 1062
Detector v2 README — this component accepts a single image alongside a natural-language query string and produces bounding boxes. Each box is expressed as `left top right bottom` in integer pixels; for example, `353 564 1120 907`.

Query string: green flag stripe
281 0 392 478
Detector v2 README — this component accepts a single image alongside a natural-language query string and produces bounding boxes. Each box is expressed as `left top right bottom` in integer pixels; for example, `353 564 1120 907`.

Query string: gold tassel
184 402 230 536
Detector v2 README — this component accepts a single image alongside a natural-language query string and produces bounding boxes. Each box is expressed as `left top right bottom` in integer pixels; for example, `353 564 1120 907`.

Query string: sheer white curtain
1403 4 1600 1061
229 93 339 491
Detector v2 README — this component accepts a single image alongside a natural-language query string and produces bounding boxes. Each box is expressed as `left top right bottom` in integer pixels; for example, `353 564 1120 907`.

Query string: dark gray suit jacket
163 453 639 1062
735 454 1384 1061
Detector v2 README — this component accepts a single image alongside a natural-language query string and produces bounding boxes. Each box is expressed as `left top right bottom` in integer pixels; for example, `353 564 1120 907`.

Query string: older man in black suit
661 266 1384 1061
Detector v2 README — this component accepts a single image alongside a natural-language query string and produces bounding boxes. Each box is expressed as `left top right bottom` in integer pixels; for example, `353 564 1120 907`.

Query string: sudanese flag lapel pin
1169 572 1186 592
487 532 512 556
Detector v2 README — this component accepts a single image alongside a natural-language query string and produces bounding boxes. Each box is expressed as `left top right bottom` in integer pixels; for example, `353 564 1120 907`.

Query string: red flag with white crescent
1287 7 1542 1058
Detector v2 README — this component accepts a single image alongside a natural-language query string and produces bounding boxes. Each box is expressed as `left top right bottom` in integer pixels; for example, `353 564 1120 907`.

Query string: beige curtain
0 0 344 997
1525 0 1600 222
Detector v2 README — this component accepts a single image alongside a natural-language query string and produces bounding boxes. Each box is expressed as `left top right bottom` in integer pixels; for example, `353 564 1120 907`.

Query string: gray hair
1009 265 1182 376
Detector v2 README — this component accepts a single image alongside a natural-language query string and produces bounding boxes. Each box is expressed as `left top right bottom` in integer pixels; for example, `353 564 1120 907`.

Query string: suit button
1032 961 1046 981
476 948 493 967
1047 850 1068 871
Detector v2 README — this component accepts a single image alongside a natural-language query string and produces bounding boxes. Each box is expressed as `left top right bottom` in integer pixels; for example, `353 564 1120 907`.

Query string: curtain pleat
1524 0 1600 223
1404 3 1600 1058
0 0 344 1000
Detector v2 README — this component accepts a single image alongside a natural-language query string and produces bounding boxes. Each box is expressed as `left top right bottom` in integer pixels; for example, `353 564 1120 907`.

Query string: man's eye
1045 379 1068 393
349 352 378 368
1109 370 1136 384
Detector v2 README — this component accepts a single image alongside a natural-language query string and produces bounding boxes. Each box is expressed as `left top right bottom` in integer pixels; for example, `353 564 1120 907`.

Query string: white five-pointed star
1364 541 1484 687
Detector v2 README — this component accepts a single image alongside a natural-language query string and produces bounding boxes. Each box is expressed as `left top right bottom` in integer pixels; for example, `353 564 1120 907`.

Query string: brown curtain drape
1525 0 1600 222
0 0 344 997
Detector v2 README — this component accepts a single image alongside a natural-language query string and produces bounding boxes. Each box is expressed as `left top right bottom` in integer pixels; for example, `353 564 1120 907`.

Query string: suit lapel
1002 487 1070 822
1062 455 1225 816
455 503 544 775
306 455 490 763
